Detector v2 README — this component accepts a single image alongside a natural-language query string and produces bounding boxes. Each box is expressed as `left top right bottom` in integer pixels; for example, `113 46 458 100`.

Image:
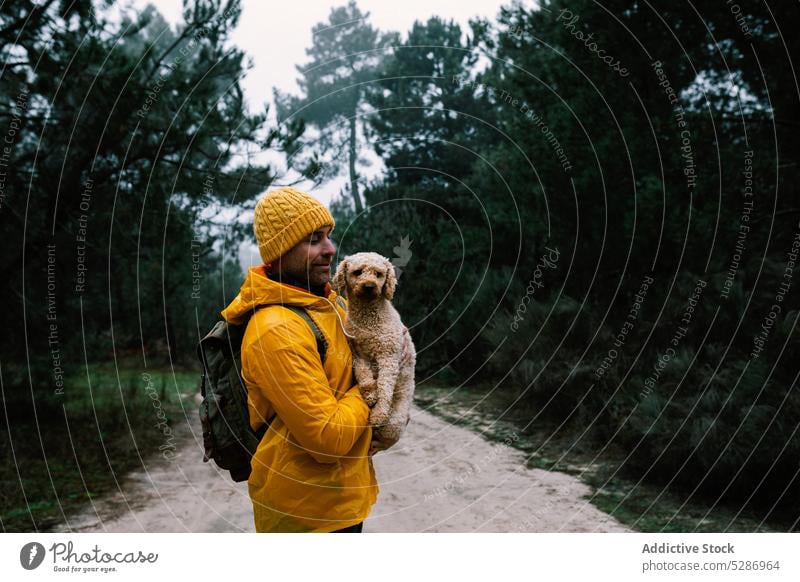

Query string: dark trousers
331 522 363 533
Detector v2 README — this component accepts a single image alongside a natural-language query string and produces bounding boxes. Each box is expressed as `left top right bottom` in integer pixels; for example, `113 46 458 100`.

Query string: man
221 187 406 533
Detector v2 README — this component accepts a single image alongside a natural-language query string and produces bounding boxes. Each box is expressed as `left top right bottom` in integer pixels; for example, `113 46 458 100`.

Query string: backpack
197 305 327 482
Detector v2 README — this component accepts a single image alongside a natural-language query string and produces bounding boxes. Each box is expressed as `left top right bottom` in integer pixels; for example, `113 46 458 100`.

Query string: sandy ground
53 404 630 533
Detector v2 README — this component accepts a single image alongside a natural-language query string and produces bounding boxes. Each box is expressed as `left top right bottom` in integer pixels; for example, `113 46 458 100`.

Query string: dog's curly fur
332 252 416 445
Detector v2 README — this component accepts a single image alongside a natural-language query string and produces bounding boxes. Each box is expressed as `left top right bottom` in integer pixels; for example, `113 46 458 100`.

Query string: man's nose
321 237 336 256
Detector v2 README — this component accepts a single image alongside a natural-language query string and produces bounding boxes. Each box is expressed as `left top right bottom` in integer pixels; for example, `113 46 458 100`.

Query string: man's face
274 225 336 287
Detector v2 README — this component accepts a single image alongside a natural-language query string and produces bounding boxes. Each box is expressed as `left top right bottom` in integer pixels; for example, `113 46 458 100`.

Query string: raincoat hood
221 265 338 325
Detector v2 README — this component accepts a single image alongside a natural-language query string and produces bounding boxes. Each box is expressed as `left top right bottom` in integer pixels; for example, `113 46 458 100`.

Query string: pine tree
274 1 395 213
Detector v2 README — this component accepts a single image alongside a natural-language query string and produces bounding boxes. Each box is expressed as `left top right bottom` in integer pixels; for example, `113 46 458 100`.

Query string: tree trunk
348 112 363 213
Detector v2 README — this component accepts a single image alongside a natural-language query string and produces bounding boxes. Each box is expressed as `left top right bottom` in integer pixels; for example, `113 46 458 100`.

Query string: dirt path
53 404 630 533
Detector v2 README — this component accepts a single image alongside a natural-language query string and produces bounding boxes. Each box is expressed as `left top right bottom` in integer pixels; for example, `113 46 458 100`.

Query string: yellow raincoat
221 265 378 532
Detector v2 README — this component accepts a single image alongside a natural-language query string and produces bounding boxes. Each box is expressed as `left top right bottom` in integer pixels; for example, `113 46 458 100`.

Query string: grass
414 383 788 533
0 363 198 532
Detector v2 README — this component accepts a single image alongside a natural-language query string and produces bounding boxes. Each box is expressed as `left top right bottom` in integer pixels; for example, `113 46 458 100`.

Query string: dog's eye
352 269 362 276
376 273 384 278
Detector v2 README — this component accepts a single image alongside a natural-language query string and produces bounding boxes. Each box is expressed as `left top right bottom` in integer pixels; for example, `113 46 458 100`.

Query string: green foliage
0 367 195 532
5 0 799 531
327 0 800 527
1 0 287 408
0 0 289 531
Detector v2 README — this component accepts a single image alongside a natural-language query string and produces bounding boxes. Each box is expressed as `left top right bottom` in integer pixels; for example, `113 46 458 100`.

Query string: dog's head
332 252 397 302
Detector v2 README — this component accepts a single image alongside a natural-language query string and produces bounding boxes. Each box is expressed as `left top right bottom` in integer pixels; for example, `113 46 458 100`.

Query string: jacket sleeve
241 316 369 464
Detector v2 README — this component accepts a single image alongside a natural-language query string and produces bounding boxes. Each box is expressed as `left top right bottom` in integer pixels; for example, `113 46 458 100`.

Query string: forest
1 0 798 531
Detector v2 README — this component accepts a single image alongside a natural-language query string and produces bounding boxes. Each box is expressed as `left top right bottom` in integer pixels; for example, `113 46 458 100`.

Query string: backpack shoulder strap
282 305 327 363
203 305 327 367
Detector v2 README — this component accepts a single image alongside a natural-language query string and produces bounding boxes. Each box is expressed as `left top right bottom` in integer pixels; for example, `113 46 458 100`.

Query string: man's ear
382 258 397 301
332 256 349 298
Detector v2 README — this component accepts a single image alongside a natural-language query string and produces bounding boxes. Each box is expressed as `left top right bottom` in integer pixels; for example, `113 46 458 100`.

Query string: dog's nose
363 283 376 291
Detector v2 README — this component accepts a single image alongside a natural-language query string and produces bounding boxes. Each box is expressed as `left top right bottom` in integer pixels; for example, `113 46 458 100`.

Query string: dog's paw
361 387 378 407
369 407 390 427
374 424 403 446
354 368 374 385
359 377 377 390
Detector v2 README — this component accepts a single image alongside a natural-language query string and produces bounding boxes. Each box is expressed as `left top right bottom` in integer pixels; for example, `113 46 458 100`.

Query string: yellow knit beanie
253 187 335 265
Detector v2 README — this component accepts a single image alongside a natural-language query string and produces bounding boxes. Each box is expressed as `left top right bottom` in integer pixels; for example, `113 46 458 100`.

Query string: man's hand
368 437 392 457
368 416 411 456
368 432 400 456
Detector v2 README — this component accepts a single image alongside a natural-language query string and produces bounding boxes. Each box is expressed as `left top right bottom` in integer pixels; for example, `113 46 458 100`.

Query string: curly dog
332 252 416 445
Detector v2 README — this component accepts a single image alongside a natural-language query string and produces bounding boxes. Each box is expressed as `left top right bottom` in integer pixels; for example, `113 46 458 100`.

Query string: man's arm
242 317 370 464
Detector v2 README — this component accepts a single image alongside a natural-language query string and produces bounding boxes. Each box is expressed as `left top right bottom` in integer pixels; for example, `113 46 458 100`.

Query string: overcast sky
127 0 511 267
134 0 508 111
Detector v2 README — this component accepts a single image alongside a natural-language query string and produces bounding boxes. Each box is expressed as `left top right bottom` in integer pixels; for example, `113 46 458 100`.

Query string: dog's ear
332 256 349 298
382 258 397 301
